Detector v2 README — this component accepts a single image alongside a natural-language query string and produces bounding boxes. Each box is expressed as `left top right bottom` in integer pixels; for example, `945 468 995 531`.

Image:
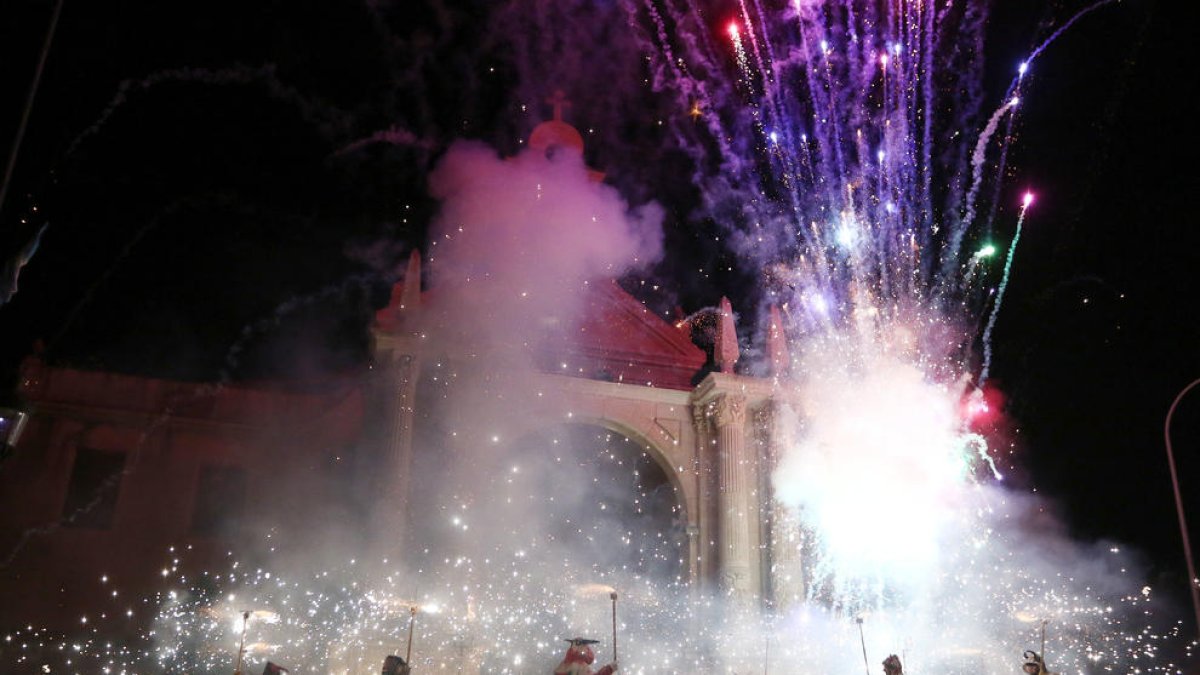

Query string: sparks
4 3 1177 674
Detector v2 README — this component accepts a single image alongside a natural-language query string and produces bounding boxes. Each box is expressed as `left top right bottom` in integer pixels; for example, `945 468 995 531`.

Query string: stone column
768 504 805 609
712 392 754 602
684 524 701 580
690 403 713 588
757 403 805 610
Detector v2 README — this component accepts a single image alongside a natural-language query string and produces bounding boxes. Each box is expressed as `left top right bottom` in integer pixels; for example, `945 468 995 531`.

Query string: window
191 465 246 536
62 448 126 528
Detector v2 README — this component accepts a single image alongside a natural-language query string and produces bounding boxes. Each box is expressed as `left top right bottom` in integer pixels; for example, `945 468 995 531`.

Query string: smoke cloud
426 140 663 339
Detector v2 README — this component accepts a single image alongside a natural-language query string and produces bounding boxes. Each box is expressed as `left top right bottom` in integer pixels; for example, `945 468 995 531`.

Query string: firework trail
729 22 754 92
616 0 1192 670
943 95 1020 282
332 125 434 157
66 65 352 157
978 192 1033 389
5 2 1191 673
1025 0 1123 66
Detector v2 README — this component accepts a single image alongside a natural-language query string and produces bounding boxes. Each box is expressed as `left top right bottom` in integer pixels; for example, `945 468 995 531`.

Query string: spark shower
3 0 1194 673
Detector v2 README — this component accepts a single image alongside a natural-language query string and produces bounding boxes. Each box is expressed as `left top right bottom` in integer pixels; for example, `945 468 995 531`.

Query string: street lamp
1164 377 1200 641
0 407 29 462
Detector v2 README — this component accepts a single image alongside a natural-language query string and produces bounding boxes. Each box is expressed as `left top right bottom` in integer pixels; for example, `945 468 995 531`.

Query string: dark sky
1 0 1198 607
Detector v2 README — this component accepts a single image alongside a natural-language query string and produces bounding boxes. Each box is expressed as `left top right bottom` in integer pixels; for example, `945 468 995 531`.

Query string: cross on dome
547 90 572 122
529 89 585 159
527 88 604 180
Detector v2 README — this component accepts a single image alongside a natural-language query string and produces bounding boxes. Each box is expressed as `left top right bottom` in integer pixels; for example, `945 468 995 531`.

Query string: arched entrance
407 420 688 585
372 254 783 604
503 422 688 583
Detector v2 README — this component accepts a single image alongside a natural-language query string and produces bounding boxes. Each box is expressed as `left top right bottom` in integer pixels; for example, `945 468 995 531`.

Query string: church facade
370 249 801 607
0 112 804 635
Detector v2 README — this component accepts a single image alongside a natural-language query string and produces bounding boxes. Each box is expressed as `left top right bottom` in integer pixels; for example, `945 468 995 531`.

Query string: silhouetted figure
554 637 617 675
383 654 411 675
1022 650 1055 675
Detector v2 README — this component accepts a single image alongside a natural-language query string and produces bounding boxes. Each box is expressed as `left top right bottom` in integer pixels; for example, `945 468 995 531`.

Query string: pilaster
712 392 753 601
691 372 774 605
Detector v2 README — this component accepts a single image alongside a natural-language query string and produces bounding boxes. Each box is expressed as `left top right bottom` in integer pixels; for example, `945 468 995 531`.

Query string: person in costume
553 637 617 675
1022 650 1055 675
383 654 411 675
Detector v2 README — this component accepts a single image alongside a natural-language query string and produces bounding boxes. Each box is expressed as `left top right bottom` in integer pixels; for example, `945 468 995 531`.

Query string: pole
1165 377 1200 641
763 633 769 675
856 617 870 675
406 606 418 664
609 591 618 664
1039 620 1046 658
233 610 249 675
0 0 66 221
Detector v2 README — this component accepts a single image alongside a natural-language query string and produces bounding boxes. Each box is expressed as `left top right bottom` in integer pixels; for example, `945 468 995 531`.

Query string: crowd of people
250 639 1052 674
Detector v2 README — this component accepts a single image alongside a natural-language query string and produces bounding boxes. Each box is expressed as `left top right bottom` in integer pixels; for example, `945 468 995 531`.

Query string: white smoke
423 140 662 361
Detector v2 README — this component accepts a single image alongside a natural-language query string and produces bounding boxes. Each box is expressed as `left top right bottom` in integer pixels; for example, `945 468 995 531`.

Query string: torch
610 591 619 664
856 617 870 675
405 605 418 665
233 610 250 675
1040 619 1048 663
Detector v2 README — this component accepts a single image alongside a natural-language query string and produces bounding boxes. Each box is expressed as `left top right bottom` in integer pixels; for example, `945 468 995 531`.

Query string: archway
504 423 688 583
405 419 688 581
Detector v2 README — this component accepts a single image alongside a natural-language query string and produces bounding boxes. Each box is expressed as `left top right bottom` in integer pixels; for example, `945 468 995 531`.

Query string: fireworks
3 1 1195 673
626 0 1191 671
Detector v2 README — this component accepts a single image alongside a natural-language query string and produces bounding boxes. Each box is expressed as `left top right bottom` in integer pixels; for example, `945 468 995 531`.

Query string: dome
525 90 604 180
529 119 585 157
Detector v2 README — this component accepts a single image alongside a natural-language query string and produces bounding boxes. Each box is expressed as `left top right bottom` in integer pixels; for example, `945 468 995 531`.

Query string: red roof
542 280 706 389
376 278 706 390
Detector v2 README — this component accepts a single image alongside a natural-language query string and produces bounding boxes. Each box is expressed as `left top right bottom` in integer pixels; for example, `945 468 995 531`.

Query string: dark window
62 448 126 528
191 465 246 536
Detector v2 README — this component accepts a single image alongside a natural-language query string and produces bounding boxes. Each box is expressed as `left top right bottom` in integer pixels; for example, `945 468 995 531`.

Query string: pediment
374 272 707 390
540 280 706 390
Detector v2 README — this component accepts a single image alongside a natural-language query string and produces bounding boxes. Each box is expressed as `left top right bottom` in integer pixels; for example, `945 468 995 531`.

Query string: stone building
0 109 803 638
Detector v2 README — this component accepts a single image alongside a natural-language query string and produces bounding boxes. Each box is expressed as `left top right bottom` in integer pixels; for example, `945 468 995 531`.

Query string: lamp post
1164 377 1200 641
0 408 29 462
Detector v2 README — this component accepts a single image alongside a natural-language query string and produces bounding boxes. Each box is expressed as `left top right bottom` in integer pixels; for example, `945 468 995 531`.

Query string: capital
712 393 746 428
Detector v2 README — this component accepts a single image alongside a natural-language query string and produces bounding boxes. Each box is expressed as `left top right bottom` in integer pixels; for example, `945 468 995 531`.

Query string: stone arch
496 376 700 543
561 414 691 527
494 419 690 582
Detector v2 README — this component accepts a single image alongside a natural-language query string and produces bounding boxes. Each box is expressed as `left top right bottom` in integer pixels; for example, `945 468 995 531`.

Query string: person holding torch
553 638 617 675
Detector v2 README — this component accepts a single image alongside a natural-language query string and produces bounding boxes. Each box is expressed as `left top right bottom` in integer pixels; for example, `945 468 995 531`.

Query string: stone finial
400 249 422 310
767 304 790 377
374 249 423 333
714 296 740 373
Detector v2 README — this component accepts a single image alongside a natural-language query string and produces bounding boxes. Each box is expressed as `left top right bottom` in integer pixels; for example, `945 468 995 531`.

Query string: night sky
1 0 1199 615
